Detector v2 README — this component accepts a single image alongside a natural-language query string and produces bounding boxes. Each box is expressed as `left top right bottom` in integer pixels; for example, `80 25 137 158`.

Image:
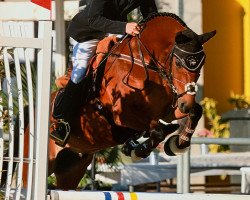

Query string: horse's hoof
130 150 143 162
121 138 140 157
164 133 190 156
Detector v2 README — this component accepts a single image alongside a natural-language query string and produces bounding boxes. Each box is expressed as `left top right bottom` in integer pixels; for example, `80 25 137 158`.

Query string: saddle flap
94 35 119 70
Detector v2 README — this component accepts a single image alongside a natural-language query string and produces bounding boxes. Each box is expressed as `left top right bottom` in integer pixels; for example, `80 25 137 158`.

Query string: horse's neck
135 18 186 69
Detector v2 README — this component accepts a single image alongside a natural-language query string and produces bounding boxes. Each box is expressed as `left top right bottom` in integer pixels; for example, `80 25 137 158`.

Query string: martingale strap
92 98 143 143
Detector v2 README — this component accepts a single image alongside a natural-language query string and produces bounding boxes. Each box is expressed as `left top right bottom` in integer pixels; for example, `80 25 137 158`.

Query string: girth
91 98 143 144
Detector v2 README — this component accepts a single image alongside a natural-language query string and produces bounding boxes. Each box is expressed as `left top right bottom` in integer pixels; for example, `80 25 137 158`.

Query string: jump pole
178 137 250 193
49 191 250 200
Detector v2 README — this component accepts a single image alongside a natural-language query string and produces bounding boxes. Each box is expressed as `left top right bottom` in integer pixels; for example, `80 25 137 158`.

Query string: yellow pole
236 0 250 97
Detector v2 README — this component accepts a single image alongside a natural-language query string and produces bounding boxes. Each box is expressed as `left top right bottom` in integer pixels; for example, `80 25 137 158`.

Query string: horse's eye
175 59 182 68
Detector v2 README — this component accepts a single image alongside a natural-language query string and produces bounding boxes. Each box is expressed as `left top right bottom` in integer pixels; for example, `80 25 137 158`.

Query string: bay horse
9 12 216 190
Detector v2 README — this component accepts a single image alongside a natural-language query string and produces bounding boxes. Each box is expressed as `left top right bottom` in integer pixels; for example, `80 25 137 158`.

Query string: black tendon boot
50 79 83 146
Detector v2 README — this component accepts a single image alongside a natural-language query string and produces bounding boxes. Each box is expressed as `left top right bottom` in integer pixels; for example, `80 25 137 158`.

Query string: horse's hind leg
54 148 93 190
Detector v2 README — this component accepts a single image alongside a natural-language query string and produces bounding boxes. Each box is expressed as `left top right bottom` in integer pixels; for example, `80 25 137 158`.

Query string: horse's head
170 28 216 114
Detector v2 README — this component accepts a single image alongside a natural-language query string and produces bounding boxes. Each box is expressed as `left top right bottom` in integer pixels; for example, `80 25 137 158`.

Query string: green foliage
78 147 122 189
228 91 250 109
48 175 57 189
0 49 37 132
200 97 230 153
0 192 4 200
200 92 250 152
96 146 122 169
77 171 112 190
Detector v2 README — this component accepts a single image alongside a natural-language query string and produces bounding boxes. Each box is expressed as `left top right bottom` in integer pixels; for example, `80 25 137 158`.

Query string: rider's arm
87 0 127 34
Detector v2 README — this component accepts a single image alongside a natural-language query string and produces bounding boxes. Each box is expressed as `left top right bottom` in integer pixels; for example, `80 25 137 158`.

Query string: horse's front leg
164 102 203 156
129 122 179 160
178 102 203 148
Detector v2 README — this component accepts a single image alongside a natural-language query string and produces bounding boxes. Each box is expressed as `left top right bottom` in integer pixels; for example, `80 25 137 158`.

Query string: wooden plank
0 37 43 49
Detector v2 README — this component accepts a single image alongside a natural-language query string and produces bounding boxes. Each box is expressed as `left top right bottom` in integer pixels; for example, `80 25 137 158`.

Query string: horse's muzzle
177 97 194 114
177 82 198 114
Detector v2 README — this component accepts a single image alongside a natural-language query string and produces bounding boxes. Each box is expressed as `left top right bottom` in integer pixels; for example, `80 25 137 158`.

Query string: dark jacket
66 0 158 42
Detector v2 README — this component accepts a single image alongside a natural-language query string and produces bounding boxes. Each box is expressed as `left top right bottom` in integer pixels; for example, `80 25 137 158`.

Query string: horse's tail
0 105 29 187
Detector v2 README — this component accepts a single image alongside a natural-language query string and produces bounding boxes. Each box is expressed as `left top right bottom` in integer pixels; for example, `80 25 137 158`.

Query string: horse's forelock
142 12 187 28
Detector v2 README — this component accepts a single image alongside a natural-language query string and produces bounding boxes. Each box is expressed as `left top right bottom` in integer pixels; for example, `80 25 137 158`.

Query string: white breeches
70 34 124 84
70 38 100 84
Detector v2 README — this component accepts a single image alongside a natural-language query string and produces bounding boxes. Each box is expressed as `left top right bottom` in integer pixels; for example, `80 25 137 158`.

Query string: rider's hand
125 22 141 36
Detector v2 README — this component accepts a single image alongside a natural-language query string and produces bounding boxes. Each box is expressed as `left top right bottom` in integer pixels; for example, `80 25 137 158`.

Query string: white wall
156 0 202 33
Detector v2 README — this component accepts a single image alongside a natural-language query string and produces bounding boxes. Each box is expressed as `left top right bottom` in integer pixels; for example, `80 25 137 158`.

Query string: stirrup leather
50 119 70 147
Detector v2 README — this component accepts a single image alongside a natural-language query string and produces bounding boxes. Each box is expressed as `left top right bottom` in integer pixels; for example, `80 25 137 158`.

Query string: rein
120 35 173 91
118 35 200 107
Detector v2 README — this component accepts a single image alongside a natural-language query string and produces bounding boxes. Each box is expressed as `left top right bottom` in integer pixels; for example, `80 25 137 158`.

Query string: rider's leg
50 38 100 146
70 39 100 84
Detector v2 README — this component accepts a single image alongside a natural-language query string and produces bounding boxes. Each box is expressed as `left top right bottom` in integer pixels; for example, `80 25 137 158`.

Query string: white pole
178 0 184 19
55 0 66 78
32 21 52 200
50 191 250 200
177 155 183 193
182 149 190 193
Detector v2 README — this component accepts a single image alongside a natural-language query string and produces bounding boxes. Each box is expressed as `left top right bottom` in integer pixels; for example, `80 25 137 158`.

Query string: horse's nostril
178 101 190 114
179 101 185 109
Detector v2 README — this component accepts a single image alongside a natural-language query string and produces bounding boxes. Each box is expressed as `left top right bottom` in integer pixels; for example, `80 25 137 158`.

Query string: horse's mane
141 12 188 28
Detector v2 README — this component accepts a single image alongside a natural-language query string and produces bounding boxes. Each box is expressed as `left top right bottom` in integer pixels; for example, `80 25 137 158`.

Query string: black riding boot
50 79 84 146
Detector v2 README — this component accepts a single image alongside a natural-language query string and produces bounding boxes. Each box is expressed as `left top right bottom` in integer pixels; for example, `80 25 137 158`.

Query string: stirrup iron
50 119 70 147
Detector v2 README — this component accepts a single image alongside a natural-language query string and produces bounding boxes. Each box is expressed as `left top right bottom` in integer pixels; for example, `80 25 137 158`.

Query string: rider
50 0 158 146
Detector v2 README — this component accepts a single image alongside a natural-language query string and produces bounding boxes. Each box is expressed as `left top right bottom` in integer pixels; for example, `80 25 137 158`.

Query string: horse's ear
175 29 196 44
198 30 216 44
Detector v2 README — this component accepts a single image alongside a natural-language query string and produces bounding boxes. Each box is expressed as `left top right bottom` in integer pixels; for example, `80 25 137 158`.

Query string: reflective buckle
185 82 198 95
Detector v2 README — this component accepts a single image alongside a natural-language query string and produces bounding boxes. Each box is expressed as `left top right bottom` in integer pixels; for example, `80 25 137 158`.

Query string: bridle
118 34 205 104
